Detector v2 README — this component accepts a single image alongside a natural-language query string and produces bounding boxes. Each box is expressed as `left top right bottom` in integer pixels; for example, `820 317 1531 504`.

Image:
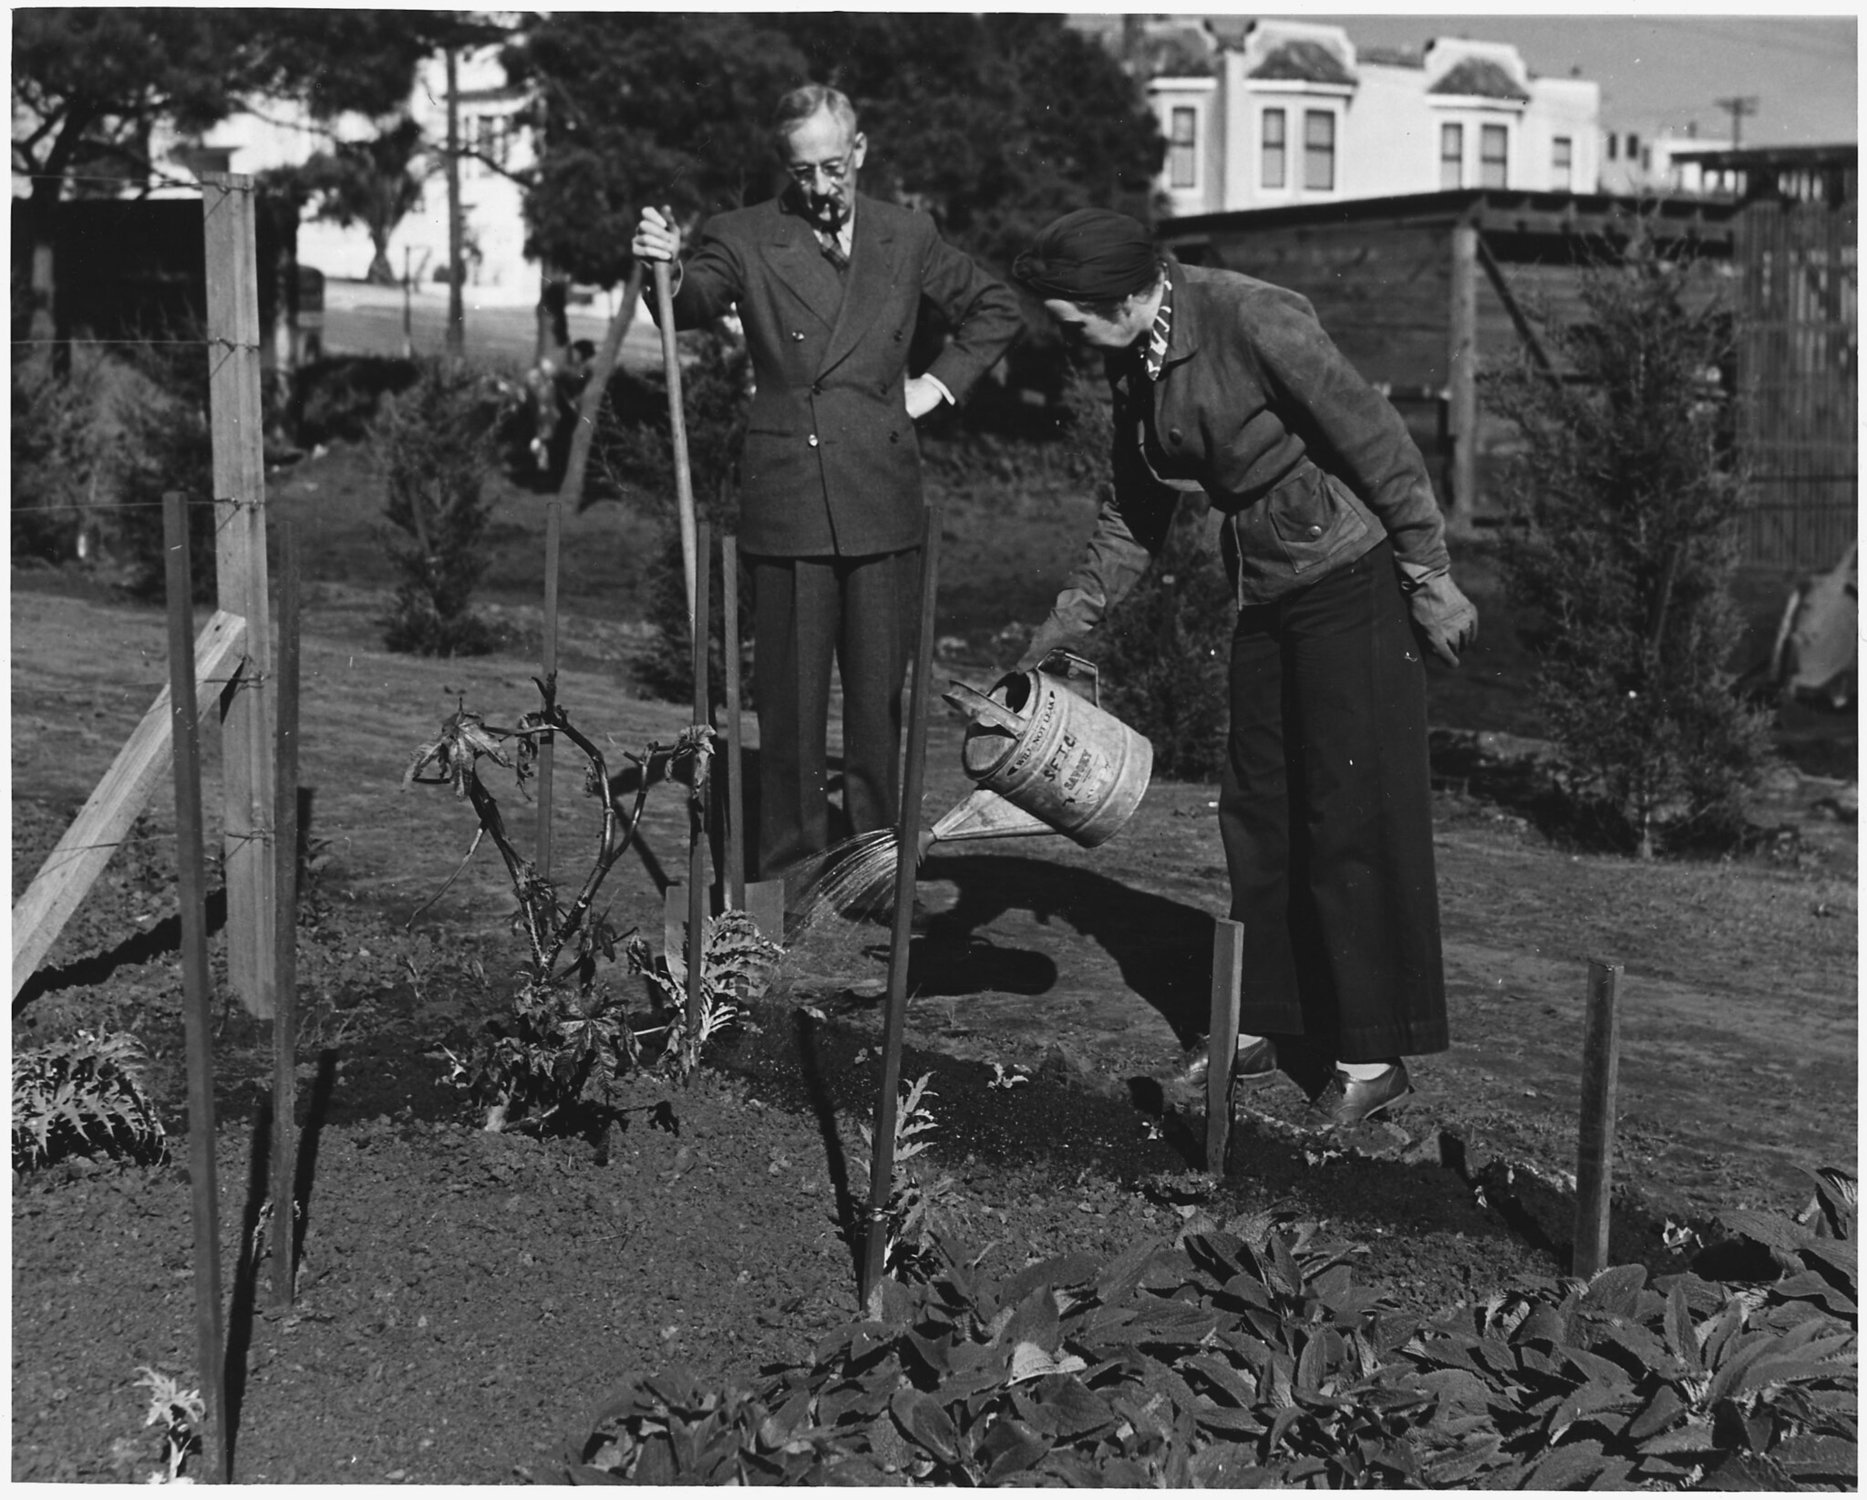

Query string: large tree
11 8 474 337
281 116 431 285
506 13 1163 289
503 13 813 290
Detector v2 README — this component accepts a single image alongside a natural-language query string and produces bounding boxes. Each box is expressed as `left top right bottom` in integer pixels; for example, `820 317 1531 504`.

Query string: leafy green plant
12 1030 168 1171
134 1366 205 1484
373 355 508 657
569 1172 1857 1487
410 681 780 1132
852 1073 963 1284
1485 223 1775 857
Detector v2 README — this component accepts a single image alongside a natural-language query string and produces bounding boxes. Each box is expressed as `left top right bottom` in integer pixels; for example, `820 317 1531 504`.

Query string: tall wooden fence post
165 490 229 1483
1573 958 1625 1278
203 174 277 1017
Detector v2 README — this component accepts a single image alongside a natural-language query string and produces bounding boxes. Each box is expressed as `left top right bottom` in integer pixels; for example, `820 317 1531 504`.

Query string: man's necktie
1143 297 1172 381
821 235 849 273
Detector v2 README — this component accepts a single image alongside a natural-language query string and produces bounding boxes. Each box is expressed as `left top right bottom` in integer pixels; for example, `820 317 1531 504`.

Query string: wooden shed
1160 186 1850 570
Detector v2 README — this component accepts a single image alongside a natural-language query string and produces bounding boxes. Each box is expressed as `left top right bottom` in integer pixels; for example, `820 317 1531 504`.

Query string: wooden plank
204 175 277 1017
11 609 248 999
1573 958 1624 1279
1205 918 1245 1176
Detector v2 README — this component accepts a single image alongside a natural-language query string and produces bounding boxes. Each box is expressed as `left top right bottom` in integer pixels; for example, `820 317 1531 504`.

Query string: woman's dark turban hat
1012 209 1160 303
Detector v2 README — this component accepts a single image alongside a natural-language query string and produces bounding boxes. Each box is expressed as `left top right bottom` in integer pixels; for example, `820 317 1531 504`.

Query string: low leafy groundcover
569 1204 1856 1488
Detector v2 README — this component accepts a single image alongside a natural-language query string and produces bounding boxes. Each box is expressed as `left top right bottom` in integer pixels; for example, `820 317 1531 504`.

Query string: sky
1294 12 1856 148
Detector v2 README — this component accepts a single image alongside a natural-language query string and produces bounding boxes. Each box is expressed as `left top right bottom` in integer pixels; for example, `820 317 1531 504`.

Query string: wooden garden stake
1206 918 1246 1175
164 490 229 1482
271 520 302 1313
1573 958 1625 1278
861 506 942 1304
536 262 646 879
721 534 747 912
686 521 711 1033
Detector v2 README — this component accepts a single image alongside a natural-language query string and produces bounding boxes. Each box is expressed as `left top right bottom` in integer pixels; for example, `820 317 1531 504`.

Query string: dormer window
1304 110 1336 190
1440 122 1464 189
1480 123 1508 188
1169 107 1198 188
1262 108 1288 188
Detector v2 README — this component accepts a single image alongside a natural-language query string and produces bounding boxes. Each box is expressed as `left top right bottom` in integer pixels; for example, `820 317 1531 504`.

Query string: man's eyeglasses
787 158 852 187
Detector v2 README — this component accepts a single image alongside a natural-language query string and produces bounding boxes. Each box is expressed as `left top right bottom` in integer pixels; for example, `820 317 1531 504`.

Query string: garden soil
11 573 1857 1484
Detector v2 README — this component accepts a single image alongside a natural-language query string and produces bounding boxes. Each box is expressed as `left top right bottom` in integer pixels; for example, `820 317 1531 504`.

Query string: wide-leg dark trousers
1218 541 1449 1061
747 549 918 878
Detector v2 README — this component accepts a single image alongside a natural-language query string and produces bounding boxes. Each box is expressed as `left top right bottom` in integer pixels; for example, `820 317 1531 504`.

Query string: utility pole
1714 95 1759 149
445 46 465 355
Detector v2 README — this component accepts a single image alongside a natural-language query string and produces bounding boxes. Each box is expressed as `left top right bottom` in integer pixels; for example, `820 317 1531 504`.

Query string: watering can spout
926 787 1054 846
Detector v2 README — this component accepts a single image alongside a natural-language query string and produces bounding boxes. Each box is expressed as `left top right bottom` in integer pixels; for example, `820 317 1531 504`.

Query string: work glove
1404 570 1478 668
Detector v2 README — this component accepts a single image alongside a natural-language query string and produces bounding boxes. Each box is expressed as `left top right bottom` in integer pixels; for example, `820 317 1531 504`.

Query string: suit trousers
1217 541 1449 1061
748 548 918 878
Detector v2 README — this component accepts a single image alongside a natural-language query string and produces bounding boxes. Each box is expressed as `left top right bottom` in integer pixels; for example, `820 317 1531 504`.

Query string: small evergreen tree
1485 228 1773 857
373 357 503 657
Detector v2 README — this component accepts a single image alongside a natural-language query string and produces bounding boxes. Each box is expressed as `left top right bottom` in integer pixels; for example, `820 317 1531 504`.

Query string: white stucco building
1108 18 1601 219
158 45 542 303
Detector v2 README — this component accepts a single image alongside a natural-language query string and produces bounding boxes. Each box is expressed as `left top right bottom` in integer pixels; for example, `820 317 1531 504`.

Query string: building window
1552 135 1573 190
468 114 510 170
1304 110 1335 191
1480 123 1508 188
1606 132 1619 162
1261 108 1287 189
1440 123 1464 189
1168 106 1197 189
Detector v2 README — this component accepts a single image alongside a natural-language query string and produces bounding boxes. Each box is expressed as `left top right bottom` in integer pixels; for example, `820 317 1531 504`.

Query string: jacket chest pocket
1262 465 1369 573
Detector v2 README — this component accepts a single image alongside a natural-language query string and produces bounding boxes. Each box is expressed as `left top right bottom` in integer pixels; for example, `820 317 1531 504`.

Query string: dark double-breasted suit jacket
666 191 1023 558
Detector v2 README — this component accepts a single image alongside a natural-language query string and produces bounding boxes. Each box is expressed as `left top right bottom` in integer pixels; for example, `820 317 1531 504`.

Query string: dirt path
13 589 1856 1224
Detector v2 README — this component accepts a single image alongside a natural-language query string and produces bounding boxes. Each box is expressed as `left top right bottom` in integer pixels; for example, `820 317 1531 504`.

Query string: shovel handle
653 257 698 632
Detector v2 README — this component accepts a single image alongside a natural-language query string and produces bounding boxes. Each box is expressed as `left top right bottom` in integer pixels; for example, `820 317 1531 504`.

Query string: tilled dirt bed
11 587 1858 1484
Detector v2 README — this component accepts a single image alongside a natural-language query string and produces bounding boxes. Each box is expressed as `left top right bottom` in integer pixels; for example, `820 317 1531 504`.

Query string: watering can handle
1036 649 1100 707
943 682 1026 732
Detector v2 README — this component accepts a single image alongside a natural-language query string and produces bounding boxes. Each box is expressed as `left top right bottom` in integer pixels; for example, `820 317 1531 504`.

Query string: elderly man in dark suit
632 83 1021 881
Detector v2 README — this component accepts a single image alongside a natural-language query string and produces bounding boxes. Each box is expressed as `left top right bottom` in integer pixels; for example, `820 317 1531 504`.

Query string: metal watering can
920 652 1154 854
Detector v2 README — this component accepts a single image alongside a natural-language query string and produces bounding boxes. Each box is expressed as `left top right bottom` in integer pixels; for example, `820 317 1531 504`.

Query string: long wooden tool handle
538 260 648 881
654 258 699 633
